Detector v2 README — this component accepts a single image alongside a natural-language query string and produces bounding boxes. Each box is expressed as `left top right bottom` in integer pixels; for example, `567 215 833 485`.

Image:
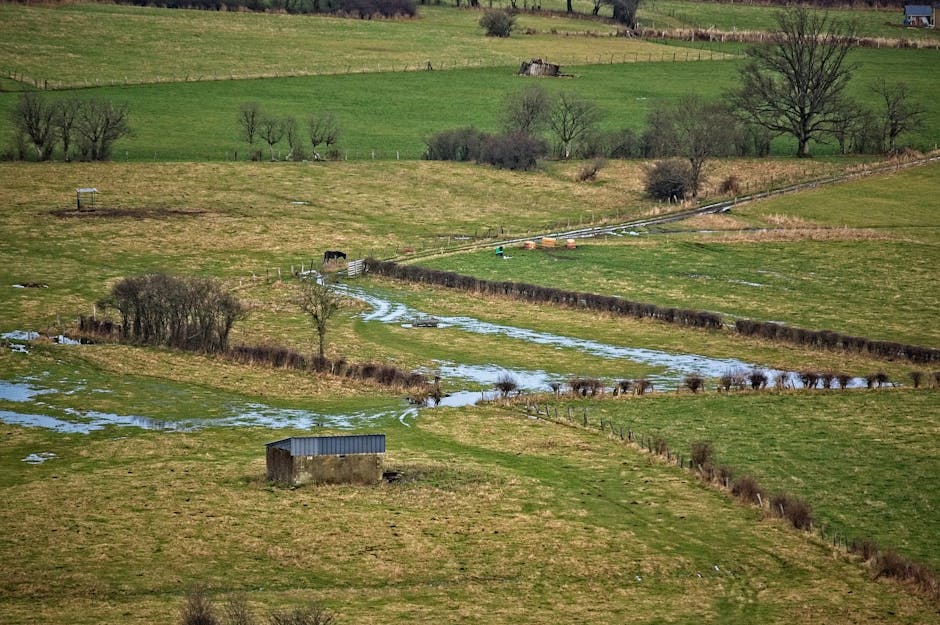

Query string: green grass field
1 6 938 160
556 389 940 572
0 4 672 87
416 161 940 346
636 0 940 41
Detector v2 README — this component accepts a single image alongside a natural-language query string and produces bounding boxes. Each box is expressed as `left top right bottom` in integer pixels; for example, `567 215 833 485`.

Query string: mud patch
50 207 207 220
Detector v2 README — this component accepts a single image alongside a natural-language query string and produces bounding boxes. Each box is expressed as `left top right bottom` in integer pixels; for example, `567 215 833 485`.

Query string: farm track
392 153 940 264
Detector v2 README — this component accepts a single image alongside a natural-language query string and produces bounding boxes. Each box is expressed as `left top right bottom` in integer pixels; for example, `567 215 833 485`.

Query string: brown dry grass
2 404 936 624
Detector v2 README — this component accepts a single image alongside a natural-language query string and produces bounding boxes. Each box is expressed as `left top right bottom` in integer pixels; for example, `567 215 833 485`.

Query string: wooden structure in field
266 434 385 486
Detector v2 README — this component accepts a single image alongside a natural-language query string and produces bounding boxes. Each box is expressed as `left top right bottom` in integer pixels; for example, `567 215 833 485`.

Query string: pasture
1 5 939 159
1 2 939 623
1 343 938 624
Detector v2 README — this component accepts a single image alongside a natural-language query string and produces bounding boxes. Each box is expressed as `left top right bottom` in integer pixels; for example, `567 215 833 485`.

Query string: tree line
97 274 243 353
236 102 342 161
8 93 131 162
429 8 928 203
114 0 415 17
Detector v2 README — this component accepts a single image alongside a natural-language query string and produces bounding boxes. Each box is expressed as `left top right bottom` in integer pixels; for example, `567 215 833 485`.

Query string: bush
909 370 924 388
645 159 692 201
575 158 605 182
180 588 218 625
479 9 516 37
770 493 813 530
718 174 742 195
690 440 714 468
478 132 548 171
494 374 519 398
731 475 762 503
683 374 704 393
269 605 336 625
424 127 487 161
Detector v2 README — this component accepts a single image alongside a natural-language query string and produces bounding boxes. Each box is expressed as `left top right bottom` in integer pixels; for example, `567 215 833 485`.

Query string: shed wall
293 454 383 486
266 446 294 484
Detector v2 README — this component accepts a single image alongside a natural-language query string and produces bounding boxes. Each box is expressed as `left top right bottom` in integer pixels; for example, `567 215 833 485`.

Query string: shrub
478 132 548 171
874 371 890 387
652 436 669 455
268 605 336 625
849 538 880 562
575 158 605 182
180 588 218 625
747 370 768 390
479 9 516 37
690 440 714 468
731 475 762 503
799 370 820 389
772 372 791 390
909 370 924 388
718 174 742 195
683 374 704 393
494 373 519 398
644 159 692 201
633 379 653 395
612 380 632 396
424 127 487 161
770 493 813 530
715 464 734 486
836 373 852 389
820 371 836 389
223 595 256 625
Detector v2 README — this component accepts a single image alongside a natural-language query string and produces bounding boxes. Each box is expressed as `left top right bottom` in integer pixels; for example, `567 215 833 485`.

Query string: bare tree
871 79 927 153
74 98 130 161
12 92 57 161
258 115 284 161
54 97 82 162
308 112 341 160
731 9 855 158
283 116 304 161
827 98 869 155
645 95 736 197
297 278 342 359
501 84 554 135
549 92 603 159
238 102 262 151
606 0 639 27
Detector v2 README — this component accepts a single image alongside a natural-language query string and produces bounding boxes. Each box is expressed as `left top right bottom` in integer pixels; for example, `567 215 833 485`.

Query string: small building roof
904 5 934 16
76 187 98 193
267 434 386 456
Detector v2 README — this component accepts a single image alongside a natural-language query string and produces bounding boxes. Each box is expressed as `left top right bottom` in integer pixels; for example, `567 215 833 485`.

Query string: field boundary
392 152 940 264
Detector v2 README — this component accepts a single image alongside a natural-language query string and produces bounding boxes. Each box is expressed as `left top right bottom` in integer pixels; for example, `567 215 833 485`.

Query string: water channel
1 281 861 436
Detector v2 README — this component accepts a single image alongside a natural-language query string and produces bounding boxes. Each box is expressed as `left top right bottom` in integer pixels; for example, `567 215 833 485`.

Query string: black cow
323 250 347 263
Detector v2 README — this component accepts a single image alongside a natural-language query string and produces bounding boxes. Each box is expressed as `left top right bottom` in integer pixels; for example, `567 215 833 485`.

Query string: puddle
0 379 58 402
22 452 57 464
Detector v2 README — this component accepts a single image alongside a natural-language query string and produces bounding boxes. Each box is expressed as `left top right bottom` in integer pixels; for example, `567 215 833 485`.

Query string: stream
1 282 862 436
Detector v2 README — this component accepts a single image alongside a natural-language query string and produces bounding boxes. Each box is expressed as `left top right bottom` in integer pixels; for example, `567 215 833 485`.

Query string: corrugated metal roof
266 434 386 456
905 5 933 16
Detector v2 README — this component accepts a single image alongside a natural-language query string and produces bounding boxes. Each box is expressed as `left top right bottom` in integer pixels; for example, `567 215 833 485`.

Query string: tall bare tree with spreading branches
731 9 855 158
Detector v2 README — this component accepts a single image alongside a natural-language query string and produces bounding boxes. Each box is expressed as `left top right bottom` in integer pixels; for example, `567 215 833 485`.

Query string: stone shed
266 434 386 486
